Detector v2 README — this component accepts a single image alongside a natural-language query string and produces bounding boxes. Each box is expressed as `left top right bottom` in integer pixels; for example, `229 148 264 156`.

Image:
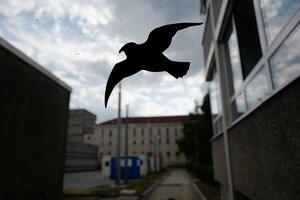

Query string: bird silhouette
104 22 203 107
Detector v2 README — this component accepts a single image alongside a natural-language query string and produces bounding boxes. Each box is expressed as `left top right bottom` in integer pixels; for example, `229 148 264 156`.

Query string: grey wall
67 109 96 143
227 77 300 200
65 141 99 171
0 44 70 199
212 136 228 186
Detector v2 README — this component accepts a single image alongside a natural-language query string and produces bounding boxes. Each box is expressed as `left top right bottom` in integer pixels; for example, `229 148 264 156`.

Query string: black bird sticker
104 22 203 107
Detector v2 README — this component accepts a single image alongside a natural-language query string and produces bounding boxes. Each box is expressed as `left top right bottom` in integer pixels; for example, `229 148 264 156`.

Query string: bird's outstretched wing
105 60 140 107
144 22 202 52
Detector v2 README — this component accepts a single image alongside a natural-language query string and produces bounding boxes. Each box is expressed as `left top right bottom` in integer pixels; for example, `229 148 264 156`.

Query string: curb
191 180 207 200
139 171 169 199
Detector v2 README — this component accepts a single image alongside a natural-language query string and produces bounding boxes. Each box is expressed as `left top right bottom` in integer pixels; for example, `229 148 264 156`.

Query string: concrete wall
67 109 96 143
227 77 300 200
65 141 99 171
211 136 228 186
0 40 71 199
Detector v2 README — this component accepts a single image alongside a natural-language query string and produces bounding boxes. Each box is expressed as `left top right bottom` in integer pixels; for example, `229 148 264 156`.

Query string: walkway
144 168 204 200
63 170 114 189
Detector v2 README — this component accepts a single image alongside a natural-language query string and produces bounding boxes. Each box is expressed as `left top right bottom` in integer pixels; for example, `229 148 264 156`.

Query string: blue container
110 156 140 180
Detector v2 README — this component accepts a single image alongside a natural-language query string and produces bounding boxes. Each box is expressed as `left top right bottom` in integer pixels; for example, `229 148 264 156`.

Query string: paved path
63 170 114 189
144 169 202 200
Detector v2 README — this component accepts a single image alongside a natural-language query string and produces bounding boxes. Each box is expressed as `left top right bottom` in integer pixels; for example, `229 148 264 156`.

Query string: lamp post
115 84 121 185
124 105 129 183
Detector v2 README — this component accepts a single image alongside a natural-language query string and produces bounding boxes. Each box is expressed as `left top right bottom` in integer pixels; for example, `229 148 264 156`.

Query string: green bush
186 163 219 186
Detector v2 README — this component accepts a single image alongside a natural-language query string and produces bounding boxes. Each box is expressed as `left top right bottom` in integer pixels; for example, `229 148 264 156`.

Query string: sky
0 0 207 123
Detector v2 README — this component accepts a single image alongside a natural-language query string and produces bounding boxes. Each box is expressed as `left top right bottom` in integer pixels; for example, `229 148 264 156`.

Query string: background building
65 109 99 171
84 116 188 168
202 0 300 199
67 109 96 143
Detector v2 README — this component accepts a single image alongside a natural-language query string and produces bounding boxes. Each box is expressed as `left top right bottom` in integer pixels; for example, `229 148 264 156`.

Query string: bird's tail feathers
168 62 190 79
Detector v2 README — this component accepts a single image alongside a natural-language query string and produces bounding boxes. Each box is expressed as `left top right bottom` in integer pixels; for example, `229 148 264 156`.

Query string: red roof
98 115 188 125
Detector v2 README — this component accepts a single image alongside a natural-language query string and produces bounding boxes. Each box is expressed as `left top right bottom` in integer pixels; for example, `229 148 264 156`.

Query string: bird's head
119 42 137 56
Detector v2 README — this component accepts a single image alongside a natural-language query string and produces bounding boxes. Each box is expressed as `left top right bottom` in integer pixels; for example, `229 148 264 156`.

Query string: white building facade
84 116 188 168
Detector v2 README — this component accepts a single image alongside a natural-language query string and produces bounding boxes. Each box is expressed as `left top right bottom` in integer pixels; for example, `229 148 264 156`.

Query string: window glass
231 92 247 120
245 66 270 109
213 117 223 135
260 0 300 44
141 128 144 136
209 68 222 119
233 0 262 77
270 24 300 88
226 22 244 94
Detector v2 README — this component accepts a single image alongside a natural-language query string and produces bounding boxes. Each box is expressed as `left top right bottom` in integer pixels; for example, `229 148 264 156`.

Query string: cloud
0 0 206 123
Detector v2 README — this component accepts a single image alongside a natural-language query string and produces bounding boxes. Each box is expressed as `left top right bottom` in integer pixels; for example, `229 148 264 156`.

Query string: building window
158 139 161 144
133 140 136 145
141 140 144 145
149 140 153 144
109 130 112 137
101 130 104 138
166 152 170 157
166 139 170 144
245 66 270 109
209 66 223 134
224 21 244 96
231 92 247 120
141 128 144 136
259 0 300 44
158 128 161 136
233 0 262 78
149 128 152 136
166 128 169 136
269 24 300 89
133 129 136 137
174 127 178 136
209 67 222 119
87 136 91 140
175 151 180 157
108 141 112 146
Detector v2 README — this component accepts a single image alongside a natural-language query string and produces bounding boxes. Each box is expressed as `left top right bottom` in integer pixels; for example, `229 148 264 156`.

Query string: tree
177 94 213 165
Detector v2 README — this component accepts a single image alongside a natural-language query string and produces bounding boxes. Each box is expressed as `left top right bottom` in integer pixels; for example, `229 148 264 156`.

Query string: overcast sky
0 0 207 123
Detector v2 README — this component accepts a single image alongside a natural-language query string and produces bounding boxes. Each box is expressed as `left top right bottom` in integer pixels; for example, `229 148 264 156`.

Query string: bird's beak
119 47 124 54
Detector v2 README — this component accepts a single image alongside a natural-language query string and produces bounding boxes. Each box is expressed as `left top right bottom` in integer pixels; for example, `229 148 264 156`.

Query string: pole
115 83 121 185
154 134 157 172
124 105 129 183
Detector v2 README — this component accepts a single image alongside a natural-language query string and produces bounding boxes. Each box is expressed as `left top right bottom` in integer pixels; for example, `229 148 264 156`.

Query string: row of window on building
103 151 180 157
207 0 300 135
87 138 178 146
100 127 179 138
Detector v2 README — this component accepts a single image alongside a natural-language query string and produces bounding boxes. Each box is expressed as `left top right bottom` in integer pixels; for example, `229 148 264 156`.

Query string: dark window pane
233 0 262 78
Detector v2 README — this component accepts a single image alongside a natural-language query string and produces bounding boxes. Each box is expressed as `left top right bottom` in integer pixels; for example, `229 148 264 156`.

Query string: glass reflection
260 0 300 44
270 24 300 88
245 67 269 109
213 117 222 135
209 69 222 120
231 92 247 120
226 22 244 95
